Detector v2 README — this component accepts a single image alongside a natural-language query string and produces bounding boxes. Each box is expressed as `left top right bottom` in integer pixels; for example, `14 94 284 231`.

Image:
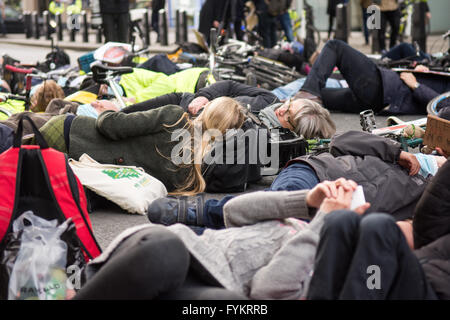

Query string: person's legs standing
328 15 334 39
278 12 294 42
102 13 116 42
258 12 274 48
300 39 384 111
0 12 7 37
74 226 190 299
306 210 361 300
387 9 400 49
362 7 369 45
117 12 129 43
379 11 388 52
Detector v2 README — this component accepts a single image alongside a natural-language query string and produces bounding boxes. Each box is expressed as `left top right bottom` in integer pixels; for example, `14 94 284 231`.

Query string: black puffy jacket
193 80 279 113
414 234 450 300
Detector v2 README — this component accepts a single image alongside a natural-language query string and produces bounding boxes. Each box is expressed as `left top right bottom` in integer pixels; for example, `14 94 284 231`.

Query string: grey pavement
0 31 437 249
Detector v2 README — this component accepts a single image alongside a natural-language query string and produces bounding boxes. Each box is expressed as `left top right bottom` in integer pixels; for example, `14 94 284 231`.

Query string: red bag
0 115 102 261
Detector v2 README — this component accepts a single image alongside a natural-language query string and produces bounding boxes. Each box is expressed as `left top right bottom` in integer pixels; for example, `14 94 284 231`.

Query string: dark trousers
301 39 384 113
361 7 370 44
74 226 246 300
382 42 430 62
328 15 335 39
307 210 437 300
379 9 400 51
257 11 278 48
102 12 129 43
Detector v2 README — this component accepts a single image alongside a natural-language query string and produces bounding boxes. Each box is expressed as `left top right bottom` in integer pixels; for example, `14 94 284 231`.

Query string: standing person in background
278 0 294 43
327 0 346 40
198 0 228 45
0 0 7 38
151 0 165 43
48 0 66 19
360 0 372 45
99 0 130 43
378 0 400 52
66 0 82 15
253 0 277 48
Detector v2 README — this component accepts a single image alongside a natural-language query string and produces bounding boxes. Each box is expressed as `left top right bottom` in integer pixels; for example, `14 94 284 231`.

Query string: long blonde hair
169 97 246 195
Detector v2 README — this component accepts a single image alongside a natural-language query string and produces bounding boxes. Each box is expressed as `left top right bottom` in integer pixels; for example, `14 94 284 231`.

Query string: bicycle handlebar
4 64 34 74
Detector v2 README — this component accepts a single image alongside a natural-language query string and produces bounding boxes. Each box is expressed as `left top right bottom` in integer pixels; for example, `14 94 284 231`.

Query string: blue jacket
379 67 450 115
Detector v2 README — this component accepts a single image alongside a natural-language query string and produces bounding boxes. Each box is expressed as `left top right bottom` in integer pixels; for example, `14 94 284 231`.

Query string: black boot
147 194 205 227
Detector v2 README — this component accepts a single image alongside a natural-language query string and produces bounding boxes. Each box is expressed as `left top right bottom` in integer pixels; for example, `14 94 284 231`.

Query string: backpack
266 0 288 17
0 116 102 296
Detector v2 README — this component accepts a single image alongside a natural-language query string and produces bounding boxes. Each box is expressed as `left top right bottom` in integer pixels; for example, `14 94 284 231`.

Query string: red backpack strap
0 148 20 242
41 148 101 259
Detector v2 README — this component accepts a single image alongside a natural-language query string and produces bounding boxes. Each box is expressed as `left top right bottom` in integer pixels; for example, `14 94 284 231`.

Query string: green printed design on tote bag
102 168 143 180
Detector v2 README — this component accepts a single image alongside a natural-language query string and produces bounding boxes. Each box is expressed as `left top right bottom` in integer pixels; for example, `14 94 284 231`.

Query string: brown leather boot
293 90 323 105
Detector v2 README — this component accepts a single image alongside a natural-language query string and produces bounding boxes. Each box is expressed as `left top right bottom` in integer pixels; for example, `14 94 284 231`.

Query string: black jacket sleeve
330 130 402 163
194 80 279 112
412 83 441 108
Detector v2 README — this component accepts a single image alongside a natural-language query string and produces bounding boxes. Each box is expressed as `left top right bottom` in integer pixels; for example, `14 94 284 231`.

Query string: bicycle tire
426 92 450 116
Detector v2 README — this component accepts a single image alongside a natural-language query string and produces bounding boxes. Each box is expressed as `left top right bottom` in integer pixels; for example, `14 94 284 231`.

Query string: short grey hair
291 98 336 139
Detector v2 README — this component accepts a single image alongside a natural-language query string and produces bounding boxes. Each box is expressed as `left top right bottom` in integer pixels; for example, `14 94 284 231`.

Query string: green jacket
68 105 191 192
119 67 209 103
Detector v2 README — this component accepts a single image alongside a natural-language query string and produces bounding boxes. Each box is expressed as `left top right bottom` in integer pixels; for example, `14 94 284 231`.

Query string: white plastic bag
7 211 71 300
69 154 168 215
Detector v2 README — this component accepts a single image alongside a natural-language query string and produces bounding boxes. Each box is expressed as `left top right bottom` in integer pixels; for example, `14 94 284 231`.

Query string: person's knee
126 227 190 280
359 213 397 238
322 210 360 236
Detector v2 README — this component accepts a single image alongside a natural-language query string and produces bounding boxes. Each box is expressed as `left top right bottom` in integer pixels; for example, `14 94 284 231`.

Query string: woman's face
275 99 303 130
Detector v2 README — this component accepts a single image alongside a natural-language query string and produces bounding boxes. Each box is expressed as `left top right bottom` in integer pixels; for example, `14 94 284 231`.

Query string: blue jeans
381 43 431 62
278 12 294 42
200 162 319 229
301 39 384 113
272 77 345 101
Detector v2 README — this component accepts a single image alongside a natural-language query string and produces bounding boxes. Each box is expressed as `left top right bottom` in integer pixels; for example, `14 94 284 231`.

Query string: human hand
306 178 357 209
414 65 429 72
318 184 370 215
92 100 119 114
188 96 209 115
213 20 220 28
98 84 109 97
426 12 431 21
398 151 421 176
435 147 449 158
400 72 418 90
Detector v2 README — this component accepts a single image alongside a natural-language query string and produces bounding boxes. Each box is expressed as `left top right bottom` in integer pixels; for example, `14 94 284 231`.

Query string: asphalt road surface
1 43 424 249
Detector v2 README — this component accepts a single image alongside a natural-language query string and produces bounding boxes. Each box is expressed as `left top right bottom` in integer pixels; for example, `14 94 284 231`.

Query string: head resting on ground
274 98 336 139
30 80 65 113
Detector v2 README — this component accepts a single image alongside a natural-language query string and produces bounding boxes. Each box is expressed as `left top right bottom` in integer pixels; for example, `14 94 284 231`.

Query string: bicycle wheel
427 92 450 116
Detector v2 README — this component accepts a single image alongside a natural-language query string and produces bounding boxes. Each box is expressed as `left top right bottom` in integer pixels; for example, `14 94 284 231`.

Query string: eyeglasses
284 98 297 130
